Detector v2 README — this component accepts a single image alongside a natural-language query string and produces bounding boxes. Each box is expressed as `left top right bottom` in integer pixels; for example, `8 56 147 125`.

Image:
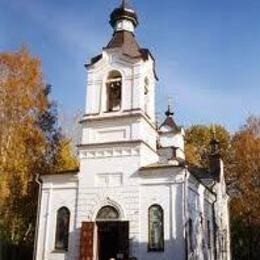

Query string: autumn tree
229 116 260 260
0 48 78 245
185 118 260 259
185 124 231 168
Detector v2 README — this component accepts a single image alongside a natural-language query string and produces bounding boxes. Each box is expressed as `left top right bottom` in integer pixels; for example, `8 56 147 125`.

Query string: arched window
96 205 120 220
106 70 122 112
55 207 70 251
148 205 164 251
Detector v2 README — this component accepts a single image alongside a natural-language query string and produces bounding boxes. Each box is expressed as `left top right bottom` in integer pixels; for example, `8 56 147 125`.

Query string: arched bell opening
106 70 122 112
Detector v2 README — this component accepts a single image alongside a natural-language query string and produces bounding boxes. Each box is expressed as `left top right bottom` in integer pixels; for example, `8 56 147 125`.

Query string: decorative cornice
79 146 140 159
80 111 157 131
78 139 157 154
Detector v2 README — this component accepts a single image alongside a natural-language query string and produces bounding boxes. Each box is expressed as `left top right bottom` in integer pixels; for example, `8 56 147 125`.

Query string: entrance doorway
79 206 129 260
96 206 129 260
97 221 129 260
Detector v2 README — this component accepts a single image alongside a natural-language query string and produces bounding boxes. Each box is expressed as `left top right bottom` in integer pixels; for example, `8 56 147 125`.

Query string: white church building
34 1 231 259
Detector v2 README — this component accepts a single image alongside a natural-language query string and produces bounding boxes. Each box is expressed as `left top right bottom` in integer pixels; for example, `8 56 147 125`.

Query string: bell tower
79 0 158 168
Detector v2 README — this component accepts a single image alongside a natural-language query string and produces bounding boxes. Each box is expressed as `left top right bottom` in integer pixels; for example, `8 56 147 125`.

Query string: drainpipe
184 167 189 260
211 182 218 260
33 173 42 260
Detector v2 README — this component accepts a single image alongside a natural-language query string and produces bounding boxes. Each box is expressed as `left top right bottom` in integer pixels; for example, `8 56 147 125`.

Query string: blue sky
1 0 259 131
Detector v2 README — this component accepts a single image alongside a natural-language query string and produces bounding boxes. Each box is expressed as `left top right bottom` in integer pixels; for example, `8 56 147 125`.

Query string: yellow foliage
54 138 79 172
185 124 231 167
0 48 78 244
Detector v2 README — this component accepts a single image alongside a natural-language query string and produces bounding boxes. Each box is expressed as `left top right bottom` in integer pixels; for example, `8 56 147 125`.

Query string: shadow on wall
64 196 186 260
63 232 183 260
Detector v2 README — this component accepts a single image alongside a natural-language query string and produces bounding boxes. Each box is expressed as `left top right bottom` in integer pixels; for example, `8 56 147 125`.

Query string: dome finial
121 0 127 8
160 97 180 132
212 124 216 139
110 0 138 32
121 0 131 9
210 124 220 154
165 96 174 117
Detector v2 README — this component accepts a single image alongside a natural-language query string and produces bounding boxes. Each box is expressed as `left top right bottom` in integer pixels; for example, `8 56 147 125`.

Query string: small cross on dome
210 124 220 154
165 96 174 117
121 0 126 8
121 0 130 9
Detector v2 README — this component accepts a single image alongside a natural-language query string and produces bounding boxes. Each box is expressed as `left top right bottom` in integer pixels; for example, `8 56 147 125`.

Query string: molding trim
80 111 157 131
80 146 140 159
78 139 157 154
84 112 100 117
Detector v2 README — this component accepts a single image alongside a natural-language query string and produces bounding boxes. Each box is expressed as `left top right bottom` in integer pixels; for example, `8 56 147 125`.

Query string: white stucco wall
186 175 217 260
213 160 231 260
139 168 186 260
81 114 157 151
35 174 78 260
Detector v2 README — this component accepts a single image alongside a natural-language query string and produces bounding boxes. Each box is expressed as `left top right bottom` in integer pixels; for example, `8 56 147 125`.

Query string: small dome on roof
159 105 181 133
110 0 138 29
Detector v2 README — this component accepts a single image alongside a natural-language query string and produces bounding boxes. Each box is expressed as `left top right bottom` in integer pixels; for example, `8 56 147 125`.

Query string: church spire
160 100 180 132
110 0 138 33
209 125 222 181
210 125 220 155
165 98 174 117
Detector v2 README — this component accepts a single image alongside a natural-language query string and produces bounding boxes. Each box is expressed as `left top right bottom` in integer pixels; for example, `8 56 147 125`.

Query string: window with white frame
55 207 70 251
148 205 164 252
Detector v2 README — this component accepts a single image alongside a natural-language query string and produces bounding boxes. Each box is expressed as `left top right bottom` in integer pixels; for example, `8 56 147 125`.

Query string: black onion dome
159 105 181 133
110 0 138 28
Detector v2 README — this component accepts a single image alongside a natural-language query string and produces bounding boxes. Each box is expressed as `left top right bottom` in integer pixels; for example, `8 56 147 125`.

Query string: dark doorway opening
97 221 129 260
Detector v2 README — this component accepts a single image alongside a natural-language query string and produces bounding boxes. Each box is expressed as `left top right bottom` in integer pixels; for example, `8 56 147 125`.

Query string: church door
80 222 94 260
97 221 129 260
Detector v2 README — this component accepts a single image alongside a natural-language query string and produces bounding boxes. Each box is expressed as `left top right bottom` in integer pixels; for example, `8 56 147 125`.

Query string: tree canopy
185 116 260 259
185 124 231 168
0 48 78 244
